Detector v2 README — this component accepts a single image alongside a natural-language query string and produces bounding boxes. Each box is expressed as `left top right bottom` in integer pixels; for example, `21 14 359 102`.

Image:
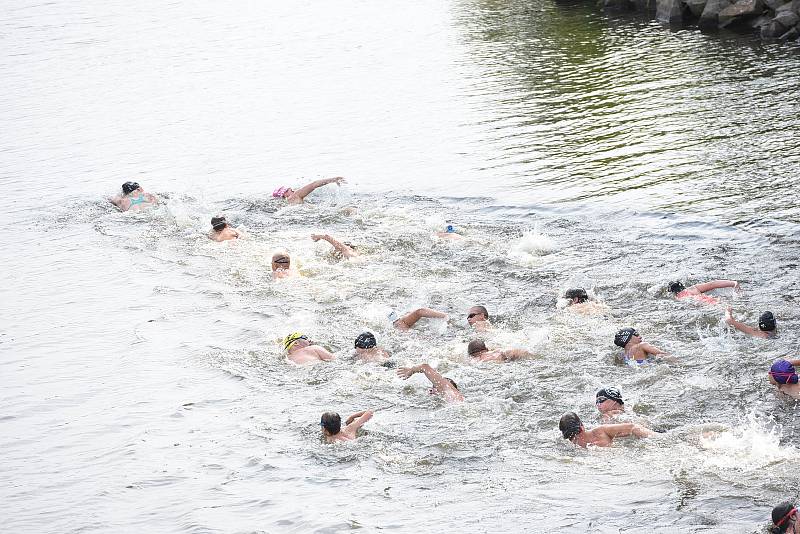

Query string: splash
698 413 796 470
509 228 557 265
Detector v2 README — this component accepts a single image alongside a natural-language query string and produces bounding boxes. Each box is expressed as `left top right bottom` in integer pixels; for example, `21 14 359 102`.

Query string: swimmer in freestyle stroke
559 412 653 448
768 359 800 399
208 215 240 242
466 305 491 332
613 328 671 365
397 363 464 402
770 502 798 534
283 332 334 364
311 233 358 259
391 308 448 331
595 387 625 421
110 181 159 212
668 279 739 305
435 224 464 240
466 339 534 363
272 176 346 205
353 332 390 364
320 410 373 443
563 288 609 315
271 251 297 279
725 307 777 339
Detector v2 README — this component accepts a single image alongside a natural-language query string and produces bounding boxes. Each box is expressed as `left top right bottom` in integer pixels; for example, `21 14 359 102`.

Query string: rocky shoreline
598 0 800 42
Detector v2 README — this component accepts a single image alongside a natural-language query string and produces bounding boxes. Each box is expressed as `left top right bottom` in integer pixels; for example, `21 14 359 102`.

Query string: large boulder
764 0 789 9
685 0 709 16
779 25 800 38
657 0 685 21
760 10 799 36
749 13 773 26
718 0 765 26
776 0 800 13
699 0 734 27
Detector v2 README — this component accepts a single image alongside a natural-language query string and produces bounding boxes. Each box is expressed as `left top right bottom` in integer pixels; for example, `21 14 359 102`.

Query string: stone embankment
601 0 800 41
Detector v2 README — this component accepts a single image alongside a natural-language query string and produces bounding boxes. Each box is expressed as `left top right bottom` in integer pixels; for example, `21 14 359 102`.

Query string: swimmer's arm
396 308 447 329
398 363 447 389
345 410 372 426
604 423 654 439
501 349 534 361
315 347 335 361
787 359 800 366
640 342 667 356
311 234 357 258
146 193 159 205
694 280 738 293
293 176 346 200
724 308 765 338
109 195 123 208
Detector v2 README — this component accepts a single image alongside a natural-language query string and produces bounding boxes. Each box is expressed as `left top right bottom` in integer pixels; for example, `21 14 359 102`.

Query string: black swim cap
596 387 624 405
122 181 140 195
564 288 589 303
614 328 637 348
668 281 685 294
759 311 776 332
559 412 582 440
354 332 377 349
772 502 797 532
211 216 227 231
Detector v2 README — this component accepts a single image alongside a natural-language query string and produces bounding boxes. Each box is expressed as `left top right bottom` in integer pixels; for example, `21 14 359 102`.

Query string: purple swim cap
769 359 799 384
272 186 290 198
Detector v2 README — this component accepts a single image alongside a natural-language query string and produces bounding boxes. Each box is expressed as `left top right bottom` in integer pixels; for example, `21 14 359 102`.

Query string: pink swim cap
272 186 290 198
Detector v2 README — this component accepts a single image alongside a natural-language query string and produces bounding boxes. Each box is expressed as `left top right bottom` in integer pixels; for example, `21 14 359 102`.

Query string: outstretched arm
314 347 335 361
694 280 738 293
311 234 357 258
724 307 766 338
500 349 535 361
395 308 447 329
604 423 654 439
640 342 667 356
345 410 373 431
293 176 346 200
397 363 446 388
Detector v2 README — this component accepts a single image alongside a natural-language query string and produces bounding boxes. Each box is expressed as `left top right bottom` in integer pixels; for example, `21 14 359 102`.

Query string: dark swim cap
559 412 582 440
596 387 624 405
769 359 799 385
565 288 589 303
122 181 140 194
668 281 685 294
354 332 377 349
772 502 797 532
211 216 227 231
759 311 776 332
467 339 487 357
614 328 637 348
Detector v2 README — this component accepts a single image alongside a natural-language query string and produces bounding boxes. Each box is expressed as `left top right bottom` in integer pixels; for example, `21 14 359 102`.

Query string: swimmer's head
320 412 341 436
445 224 455 233
759 311 776 332
283 332 308 351
596 387 624 412
431 377 459 395
564 288 589 304
467 339 487 357
272 252 291 269
467 305 489 326
668 281 685 294
772 502 797 533
122 181 140 195
354 332 377 350
559 412 583 440
211 216 227 232
614 328 638 348
769 359 799 385
272 186 291 198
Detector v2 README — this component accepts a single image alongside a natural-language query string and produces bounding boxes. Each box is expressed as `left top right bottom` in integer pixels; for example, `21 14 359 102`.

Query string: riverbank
593 0 800 41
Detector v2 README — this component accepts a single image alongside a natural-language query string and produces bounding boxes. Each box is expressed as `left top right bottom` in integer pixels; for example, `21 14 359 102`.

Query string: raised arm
724 307 766 338
395 308 448 329
345 410 373 431
311 234 357 258
397 363 445 388
293 176 346 200
694 280 738 293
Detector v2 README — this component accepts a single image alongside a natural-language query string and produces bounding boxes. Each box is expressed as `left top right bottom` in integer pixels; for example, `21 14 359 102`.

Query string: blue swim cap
446 225 455 233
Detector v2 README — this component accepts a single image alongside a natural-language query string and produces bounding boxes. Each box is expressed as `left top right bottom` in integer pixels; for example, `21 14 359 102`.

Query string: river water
2 0 799 532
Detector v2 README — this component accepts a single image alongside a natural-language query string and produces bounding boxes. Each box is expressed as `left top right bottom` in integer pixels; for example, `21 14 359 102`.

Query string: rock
657 0 685 21
699 0 734 27
777 0 800 13
749 13 773 26
603 0 634 9
775 9 800 24
718 0 765 26
685 0 709 16
779 25 800 38
764 0 788 9
629 0 657 10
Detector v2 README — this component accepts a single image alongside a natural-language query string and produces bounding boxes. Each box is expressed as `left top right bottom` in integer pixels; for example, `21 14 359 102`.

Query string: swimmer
320 410 373 444
467 305 491 332
397 363 464 402
595 387 625 421
311 233 358 259
283 332 334 364
109 181 158 212
208 215 240 242
725 307 777 339
466 339 534 362
272 176 346 205
768 359 800 399
559 412 653 448
271 251 296 279
354 332 390 363
392 308 448 331
613 328 669 365
435 224 464 240
668 279 739 305
563 288 609 315
770 502 797 534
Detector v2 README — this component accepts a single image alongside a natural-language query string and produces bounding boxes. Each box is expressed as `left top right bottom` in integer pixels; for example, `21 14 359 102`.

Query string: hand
330 176 346 186
311 234 324 242
733 281 741 291
396 367 415 380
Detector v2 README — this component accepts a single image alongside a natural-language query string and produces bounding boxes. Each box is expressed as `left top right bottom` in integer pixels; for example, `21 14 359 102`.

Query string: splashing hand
396 367 415 380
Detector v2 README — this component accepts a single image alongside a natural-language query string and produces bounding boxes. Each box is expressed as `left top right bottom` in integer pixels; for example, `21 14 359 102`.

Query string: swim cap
387 311 398 323
559 412 582 440
564 288 589 303
446 224 455 233
283 332 308 351
272 186 290 198
668 281 685 294
122 181 140 195
596 387 624 405
769 359 799 384
211 216 227 231
354 332 377 349
772 502 797 531
759 311 776 332
614 328 637 348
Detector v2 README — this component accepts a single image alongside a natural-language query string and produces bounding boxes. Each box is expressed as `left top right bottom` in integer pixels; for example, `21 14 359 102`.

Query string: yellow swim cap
283 332 308 351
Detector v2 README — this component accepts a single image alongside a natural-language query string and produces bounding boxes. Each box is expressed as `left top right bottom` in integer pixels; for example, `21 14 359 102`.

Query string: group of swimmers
109 177 796 531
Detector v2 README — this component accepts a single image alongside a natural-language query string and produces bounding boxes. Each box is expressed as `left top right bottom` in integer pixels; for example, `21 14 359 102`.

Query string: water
2 0 799 532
